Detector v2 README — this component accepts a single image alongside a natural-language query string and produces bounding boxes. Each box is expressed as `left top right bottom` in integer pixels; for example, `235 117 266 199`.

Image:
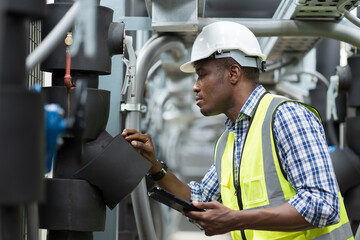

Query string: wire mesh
293 0 359 19
27 20 44 88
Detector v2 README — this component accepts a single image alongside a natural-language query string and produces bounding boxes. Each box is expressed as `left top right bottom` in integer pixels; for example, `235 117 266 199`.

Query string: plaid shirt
188 85 340 228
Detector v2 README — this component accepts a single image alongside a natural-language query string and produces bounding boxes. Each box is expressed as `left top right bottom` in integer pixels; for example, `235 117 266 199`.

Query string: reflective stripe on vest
214 94 354 240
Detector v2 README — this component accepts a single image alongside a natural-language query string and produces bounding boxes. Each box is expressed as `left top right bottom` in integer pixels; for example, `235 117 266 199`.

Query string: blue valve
328 145 337 154
45 104 67 173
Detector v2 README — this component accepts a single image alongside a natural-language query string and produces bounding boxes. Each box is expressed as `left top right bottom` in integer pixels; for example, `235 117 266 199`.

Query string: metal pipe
126 35 186 129
337 0 360 28
126 35 186 240
198 19 360 48
290 70 330 88
342 10 360 28
265 57 298 72
26 1 81 72
26 203 39 240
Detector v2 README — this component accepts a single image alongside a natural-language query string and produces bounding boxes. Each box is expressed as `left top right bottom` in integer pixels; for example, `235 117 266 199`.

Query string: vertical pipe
0 206 24 240
26 203 39 240
126 35 185 240
93 1 126 239
0 0 46 239
0 16 27 87
312 39 340 119
311 38 340 146
0 6 27 240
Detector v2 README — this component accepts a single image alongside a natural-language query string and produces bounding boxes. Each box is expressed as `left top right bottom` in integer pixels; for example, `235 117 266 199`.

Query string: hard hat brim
180 60 196 73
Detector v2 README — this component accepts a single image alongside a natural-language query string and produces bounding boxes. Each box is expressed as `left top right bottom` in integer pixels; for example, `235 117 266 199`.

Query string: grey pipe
337 0 360 28
26 203 39 240
265 57 298 72
126 35 186 240
26 1 81 72
342 10 360 28
198 19 360 48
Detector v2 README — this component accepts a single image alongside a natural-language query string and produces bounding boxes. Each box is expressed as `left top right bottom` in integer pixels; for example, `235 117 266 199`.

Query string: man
122 21 353 239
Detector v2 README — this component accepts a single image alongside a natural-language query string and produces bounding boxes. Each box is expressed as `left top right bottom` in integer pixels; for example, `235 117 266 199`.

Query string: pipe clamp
120 102 147 113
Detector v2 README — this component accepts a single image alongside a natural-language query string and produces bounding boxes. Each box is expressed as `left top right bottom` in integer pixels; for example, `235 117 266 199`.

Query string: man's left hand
184 201 236 236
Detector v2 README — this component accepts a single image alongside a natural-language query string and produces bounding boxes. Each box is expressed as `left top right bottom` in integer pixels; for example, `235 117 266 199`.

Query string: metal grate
27 20 43 88
261 0 360 62
293 0 359 20
268 36 319 61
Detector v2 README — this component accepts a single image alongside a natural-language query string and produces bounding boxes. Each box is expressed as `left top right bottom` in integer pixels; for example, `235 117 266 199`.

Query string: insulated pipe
26 1 81 72
125 35 186 240
198 19 360 48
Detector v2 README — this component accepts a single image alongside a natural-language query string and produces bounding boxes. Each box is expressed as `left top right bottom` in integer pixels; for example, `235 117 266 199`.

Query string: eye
197 72 206 79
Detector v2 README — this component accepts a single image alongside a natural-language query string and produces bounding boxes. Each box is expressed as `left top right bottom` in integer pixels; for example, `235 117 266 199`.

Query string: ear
228 64 241 85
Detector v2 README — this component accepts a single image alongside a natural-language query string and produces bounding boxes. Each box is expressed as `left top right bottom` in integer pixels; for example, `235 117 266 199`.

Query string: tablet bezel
148 187 205 213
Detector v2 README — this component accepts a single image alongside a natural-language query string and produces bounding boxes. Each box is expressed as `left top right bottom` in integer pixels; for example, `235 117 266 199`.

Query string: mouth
195 96 203 106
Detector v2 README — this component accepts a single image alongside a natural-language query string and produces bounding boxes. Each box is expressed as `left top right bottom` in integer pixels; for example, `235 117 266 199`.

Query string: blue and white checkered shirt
188 85 340 228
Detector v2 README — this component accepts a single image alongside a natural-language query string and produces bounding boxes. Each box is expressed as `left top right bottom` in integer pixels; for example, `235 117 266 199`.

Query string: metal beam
197 18 360 48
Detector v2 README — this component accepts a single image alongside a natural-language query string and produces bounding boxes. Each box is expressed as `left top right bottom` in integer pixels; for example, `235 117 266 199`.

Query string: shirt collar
225 85 267 128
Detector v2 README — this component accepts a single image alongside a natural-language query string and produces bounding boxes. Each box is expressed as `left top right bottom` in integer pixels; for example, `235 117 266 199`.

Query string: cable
302 70 330 88
286 70 330 88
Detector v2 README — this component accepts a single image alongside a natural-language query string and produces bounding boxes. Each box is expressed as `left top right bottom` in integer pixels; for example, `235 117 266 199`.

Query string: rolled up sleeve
188 164 221 203
273 102 340 228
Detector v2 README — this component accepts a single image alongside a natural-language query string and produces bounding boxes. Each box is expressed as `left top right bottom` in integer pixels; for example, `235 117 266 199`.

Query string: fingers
121 128 138 136
122 129 151 143
183 201 206 219
183 201 223 223
122 129 156 163
130 139 152 153
192 201 207 209
192 201 218 209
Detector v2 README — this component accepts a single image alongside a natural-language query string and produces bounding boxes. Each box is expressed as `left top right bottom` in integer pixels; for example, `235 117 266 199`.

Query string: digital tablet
148 187 205 213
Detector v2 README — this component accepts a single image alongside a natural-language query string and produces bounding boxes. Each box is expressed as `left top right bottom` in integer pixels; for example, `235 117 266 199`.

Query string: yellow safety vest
214 93 353 240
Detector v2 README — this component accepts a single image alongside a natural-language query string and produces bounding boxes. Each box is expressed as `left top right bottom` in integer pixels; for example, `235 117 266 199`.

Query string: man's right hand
121 129 162 174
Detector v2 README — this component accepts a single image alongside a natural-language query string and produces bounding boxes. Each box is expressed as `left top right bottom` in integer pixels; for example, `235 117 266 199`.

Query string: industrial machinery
1 0 360 240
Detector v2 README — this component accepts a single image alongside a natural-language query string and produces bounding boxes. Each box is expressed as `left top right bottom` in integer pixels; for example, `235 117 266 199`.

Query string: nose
193 79 200 93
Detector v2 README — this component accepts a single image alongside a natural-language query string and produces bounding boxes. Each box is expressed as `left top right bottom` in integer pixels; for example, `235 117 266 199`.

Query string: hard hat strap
211 50 265 72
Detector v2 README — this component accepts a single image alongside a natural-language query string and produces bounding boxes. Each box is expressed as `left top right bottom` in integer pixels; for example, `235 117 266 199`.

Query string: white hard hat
180 21 266 73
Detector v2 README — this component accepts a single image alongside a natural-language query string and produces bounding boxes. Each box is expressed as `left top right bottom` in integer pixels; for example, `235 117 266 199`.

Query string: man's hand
122 129 161 173
184 201 237 236
185 201 315 235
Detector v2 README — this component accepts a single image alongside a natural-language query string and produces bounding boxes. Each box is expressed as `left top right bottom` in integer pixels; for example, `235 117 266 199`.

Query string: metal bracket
326 75 339 121
120 102 147 113
121 36 137 97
